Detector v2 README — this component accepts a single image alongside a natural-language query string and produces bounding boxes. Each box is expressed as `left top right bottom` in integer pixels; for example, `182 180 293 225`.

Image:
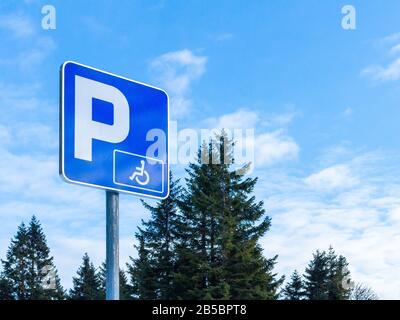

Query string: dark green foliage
119 269 133 300
141 175 181 299
303 247 351 300
69 253 102 300
304 250 329 300
127 234 158 299
282 270 305 300
174 133 283 299
127 174 182 299
1 216 65 300
326 247 351 300
0 276 13 300
98 262 133 300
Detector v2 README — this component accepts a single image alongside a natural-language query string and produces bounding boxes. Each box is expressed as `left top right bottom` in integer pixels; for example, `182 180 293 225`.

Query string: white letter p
74 75 130 161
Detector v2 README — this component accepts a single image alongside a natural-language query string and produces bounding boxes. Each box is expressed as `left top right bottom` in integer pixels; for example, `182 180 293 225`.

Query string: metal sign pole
106 190 119 300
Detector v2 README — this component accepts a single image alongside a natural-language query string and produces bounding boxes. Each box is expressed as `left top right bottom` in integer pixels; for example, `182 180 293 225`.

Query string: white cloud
0 82 41 110
0 36 56 70
0 81 56 132
204 109 299 167
0 14 35 38
305 164 358 190
0 11 55 71
253 130 299 167
150 49 207 117
205 109 296 130
204 109 260 129
381 32 400 44
362 33 400 82
0 123 57 151
150 49 206 94
389 44 400 55
169 96 192 116
258 149 400 299
362 58 400 82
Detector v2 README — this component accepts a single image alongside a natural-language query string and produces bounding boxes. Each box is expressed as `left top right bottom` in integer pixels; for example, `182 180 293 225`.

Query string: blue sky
1 0 400 298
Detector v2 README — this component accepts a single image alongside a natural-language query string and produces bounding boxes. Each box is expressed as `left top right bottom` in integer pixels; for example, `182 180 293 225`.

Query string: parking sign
60 61 169 199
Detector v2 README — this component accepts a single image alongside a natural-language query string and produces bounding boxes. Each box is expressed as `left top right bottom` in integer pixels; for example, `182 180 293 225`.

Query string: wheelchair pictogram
129 160 150 186
113 150 165 194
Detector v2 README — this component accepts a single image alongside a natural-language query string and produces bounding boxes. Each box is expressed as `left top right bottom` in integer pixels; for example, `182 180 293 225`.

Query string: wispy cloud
0 82 42 110
81 16 111 35
380 32 400 44
213 32 235 42
204 109 260 129
253 131 299 167
389 43 400 55
0 123 58 151
304 164 358 190
259 148 400 299
362 32 400 82
150 49 207 117
204 109 299 167
0 81 56 130
205 109 297 130
0 10 56 71
362 58 400 82
0 36 56 71
0 14 35 38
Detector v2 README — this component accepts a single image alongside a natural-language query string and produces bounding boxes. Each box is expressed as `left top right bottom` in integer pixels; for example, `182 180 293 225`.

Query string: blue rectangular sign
60 61 169 199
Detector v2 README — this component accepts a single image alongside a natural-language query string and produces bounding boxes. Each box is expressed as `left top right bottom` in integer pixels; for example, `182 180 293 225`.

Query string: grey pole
106 190 119 300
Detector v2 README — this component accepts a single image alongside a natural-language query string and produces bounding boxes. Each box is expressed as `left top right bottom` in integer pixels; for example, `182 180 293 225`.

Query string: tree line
0 134 378 300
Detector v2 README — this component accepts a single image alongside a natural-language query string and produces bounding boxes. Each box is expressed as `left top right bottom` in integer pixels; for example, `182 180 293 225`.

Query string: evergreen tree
326 247 351 300
303 247 352 300
119 269 133 300
304 250 329 300
1 216 65 300
174 144 217 299
177 133 283 299
138 175 182 299
126 174 183 299
98 262 133 300
127 235 157 299
0 276 13 300
69 253 102 300
282 270 305 300
170 201 204 299
1 222 29 299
